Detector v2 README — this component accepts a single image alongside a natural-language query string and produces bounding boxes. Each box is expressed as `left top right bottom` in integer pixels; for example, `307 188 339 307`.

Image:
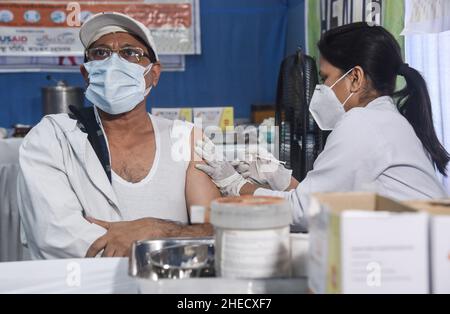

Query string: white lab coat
17 114 123 259
255 96 448 231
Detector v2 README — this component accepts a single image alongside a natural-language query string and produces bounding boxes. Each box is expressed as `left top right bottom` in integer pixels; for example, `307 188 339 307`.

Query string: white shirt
255 96 448 231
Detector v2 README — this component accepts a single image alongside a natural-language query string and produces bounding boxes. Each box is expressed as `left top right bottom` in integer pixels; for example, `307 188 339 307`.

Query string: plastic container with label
211 196 292 279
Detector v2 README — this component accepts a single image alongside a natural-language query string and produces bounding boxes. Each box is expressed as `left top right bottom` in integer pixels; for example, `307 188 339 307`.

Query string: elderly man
17 12 220 259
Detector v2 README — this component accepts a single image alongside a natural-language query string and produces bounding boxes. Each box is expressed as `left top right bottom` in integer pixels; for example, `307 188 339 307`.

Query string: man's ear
150 62 162 87
80 64 89 85
349 66 365 93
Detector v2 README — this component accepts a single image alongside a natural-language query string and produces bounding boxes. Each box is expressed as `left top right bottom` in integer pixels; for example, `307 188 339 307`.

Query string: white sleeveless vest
99 112 193 224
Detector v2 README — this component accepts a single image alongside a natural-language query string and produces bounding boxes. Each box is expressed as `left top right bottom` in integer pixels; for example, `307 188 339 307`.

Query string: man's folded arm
17 118 106 259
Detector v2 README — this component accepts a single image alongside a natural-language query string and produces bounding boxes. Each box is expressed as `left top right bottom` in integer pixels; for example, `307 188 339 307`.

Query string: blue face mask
84 53 153 115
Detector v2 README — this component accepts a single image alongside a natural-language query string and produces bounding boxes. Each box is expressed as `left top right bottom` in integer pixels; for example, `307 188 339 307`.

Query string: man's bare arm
185 128 221 214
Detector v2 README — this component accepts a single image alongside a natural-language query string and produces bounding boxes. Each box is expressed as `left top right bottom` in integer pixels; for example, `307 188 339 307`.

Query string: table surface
0 258 308 294
0 258 138 294
137 278 308 294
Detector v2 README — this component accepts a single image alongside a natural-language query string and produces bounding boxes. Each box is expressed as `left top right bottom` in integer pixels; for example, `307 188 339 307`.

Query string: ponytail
395 65 450 176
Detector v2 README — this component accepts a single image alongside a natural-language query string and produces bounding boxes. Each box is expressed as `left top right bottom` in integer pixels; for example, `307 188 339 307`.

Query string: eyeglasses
86 47 150 63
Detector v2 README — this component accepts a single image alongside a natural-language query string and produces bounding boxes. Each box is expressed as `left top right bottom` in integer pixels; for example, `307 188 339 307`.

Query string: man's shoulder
38 113 78 133
21 114 78 150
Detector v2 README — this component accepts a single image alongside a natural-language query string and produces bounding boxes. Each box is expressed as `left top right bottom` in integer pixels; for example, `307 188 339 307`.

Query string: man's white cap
79 12 159 61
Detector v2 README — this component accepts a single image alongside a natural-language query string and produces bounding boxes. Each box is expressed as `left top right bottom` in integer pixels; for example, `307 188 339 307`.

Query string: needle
255 155 287 165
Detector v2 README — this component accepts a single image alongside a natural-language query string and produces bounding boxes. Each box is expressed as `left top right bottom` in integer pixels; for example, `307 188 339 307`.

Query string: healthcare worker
195 22 449 231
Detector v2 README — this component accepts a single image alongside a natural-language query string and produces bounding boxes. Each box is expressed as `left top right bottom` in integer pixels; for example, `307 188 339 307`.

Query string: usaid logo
0 35 27 44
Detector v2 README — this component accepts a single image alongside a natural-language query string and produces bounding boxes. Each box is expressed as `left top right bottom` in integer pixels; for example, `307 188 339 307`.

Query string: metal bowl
149 244 215 280
129 237 215 279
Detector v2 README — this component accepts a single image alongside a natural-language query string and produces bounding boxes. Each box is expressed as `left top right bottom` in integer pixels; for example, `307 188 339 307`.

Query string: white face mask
309 68 355 131
84 53 153 115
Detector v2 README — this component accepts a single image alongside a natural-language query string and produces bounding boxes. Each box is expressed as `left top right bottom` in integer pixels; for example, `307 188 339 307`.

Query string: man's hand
85 217 213 258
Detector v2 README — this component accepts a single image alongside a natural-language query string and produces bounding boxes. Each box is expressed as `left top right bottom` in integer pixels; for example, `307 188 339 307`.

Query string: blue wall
0 0 306 127
286 0 306 55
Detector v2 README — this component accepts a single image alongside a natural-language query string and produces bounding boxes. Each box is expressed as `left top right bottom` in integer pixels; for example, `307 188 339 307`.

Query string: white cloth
255 96 448 231
402 0 450 35
110 115 192 223
0 138 24 262
17 113 193 259
0 258 137 294
405 27 450 194
0 138 22 164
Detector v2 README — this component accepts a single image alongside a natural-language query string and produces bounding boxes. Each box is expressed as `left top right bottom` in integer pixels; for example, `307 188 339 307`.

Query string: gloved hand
232 146 293 191
195 135 248 196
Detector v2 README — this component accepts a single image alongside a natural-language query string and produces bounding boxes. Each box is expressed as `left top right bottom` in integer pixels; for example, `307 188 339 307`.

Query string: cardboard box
308 193 429 294
193 107 234 131
404 200 450 294
151 108 193 122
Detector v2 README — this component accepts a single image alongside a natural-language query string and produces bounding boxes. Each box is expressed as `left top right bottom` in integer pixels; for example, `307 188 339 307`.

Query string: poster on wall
306 0 404 59
0 0 200 72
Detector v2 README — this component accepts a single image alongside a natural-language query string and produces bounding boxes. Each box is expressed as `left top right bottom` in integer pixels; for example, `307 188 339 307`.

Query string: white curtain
404 1 450 195
402 0 450 35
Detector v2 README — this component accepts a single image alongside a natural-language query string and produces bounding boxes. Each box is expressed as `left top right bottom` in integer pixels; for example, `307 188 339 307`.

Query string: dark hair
318 22 449 176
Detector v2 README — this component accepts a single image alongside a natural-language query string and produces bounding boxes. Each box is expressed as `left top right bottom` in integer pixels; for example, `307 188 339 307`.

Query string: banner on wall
307 0 404 59
319 0 383 31
0 0 199 72
0 0 200 56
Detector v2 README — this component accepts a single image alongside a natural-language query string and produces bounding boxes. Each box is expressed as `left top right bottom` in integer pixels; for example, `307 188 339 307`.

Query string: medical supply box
308 193 429 294
403 199 450 294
